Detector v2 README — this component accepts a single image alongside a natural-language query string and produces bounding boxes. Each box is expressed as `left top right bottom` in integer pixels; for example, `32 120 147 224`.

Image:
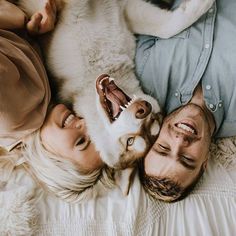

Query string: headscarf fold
0 29 50 151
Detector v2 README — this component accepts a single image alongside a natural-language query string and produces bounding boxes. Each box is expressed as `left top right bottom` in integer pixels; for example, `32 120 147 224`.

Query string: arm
125 0 215 39
0 0 27 29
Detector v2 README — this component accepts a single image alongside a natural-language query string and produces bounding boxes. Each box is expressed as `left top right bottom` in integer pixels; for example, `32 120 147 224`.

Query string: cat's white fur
18 0 214 167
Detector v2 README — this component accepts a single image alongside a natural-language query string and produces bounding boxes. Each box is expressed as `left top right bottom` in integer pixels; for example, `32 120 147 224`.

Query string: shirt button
206 85 211 90
209 8 214 14
205 43 210 49
209 104 215 110
175 92 179 97
218 102 223 108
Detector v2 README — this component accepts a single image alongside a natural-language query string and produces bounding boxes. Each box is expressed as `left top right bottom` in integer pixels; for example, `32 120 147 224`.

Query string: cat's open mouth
96 74 134 123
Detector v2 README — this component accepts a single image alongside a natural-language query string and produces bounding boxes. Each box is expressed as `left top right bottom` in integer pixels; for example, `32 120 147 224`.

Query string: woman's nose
75 118 85 130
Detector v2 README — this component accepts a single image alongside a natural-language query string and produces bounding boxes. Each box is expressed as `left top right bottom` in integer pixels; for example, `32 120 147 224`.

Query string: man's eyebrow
151 146 196 170
151 146 167 155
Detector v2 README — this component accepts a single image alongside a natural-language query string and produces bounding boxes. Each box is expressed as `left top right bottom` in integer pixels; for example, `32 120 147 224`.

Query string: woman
0 0 114 203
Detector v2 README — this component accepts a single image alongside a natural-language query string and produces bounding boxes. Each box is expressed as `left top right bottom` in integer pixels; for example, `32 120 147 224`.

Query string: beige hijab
0 29 50 151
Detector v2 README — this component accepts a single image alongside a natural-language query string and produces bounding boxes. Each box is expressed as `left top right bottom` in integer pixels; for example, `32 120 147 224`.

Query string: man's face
144 103 212 188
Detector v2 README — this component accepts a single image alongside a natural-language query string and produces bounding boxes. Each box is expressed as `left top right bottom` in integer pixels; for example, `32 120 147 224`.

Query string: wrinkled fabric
136 0 236 138
1 142 236 236
0 29 50 151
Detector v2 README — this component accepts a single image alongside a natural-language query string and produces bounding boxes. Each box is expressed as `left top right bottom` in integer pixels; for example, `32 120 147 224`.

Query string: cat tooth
120 105 126 111
100 76 108 85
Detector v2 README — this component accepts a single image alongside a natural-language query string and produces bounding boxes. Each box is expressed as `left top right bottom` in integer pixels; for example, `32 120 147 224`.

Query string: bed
1 136 236 235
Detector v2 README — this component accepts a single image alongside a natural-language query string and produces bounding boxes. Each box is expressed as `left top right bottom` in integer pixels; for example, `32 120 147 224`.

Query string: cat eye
127 137 135 146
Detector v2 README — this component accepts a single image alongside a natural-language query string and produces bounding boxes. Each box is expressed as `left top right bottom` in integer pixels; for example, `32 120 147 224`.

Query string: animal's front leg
148 0 215 37
178 0 215 21
165 0 215 37
126 0 215 38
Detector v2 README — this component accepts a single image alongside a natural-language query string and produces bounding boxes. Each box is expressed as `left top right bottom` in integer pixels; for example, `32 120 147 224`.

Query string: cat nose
132 100 152 119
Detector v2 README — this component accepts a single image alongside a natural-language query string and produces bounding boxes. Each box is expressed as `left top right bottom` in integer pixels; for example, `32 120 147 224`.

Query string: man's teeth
177 123 195 134
64 114 75 127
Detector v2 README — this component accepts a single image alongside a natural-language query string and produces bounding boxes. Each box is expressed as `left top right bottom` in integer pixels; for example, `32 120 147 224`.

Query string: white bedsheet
1 137 236 236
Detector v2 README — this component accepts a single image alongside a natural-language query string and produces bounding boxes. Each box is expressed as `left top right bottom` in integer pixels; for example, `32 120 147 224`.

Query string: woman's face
40 104 104 173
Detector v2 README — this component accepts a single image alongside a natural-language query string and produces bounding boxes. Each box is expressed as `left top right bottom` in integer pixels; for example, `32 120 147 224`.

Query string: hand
26 0 57 35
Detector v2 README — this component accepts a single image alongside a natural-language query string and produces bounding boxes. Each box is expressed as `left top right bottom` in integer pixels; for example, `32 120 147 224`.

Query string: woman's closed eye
75 136 91 151
76 137 86 146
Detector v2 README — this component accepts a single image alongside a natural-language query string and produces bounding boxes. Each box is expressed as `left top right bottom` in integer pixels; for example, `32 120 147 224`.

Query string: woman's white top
1 137 236 236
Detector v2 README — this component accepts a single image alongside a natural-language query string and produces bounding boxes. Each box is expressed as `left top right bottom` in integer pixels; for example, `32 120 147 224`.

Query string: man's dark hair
138 159 205 202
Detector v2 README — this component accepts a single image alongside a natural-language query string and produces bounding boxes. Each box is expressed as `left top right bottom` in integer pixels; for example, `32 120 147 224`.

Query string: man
135 0 236 201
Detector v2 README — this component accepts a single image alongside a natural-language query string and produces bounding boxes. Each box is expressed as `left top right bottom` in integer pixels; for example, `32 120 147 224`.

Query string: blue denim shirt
135 0 236 138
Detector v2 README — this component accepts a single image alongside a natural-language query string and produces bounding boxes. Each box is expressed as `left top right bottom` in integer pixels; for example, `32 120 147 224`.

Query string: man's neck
189 85 216 136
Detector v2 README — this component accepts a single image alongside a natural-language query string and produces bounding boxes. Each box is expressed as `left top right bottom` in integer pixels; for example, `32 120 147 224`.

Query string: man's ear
203 151 211 170
114 168 137 196
203 159 208 170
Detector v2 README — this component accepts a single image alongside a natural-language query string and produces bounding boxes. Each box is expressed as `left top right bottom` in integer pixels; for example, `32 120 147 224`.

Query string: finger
49 0 57 14
45 0 56 15
26 13 43 34
45 1 52 15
